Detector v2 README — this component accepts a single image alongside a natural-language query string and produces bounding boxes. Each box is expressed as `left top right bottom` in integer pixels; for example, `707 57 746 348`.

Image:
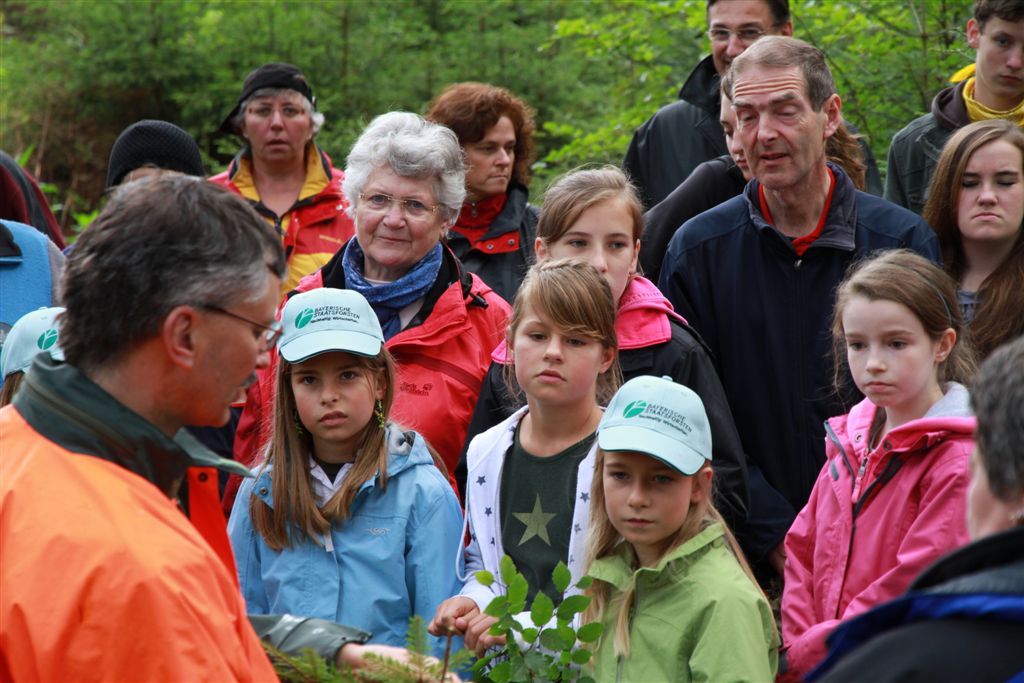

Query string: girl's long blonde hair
582 450 763 657
250 348 397 551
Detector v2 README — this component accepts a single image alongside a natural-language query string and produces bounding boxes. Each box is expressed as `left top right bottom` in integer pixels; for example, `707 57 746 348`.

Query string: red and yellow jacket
210 145 355 297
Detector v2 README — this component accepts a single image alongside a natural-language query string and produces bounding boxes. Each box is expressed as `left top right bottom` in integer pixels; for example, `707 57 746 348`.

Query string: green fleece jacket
588 523 778 682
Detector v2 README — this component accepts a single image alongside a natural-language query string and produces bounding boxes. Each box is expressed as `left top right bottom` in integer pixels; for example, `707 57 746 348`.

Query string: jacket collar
931 80 970 132
678 55 721 113
13 355 249 498
450 183 531 242
911 526 1024 593
588 522 726 591
252 426 433 509
311 239 486 324
744 162 859 253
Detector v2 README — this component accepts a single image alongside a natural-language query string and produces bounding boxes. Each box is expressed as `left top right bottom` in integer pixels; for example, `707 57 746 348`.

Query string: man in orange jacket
0 175 423 681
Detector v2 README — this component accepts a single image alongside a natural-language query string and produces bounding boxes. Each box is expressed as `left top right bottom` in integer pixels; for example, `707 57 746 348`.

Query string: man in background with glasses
624 1 793 210
212 62 355 298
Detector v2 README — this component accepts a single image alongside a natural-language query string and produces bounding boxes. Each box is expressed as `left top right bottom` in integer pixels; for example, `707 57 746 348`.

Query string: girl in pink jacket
780 250 977 681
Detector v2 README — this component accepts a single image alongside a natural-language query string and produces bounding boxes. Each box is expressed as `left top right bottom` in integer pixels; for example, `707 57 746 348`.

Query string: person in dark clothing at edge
457 166 749 539
426 82 539 304
624 0 883 212
640 82 870 283
0 175 443 680
659 37 940 577
810 336 1024 683
885 0 1024 216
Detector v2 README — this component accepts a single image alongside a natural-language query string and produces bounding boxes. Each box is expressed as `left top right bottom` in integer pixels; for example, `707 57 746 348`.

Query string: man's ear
967 18 981 50
822 94 843 140
163 306 200 370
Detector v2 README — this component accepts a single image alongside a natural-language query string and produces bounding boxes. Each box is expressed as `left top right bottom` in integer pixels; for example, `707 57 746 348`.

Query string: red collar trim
758 167 835 256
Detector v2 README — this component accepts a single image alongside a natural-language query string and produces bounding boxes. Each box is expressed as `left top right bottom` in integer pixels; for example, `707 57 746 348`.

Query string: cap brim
218 106 242 136
279 329 381 363
598 424 708 475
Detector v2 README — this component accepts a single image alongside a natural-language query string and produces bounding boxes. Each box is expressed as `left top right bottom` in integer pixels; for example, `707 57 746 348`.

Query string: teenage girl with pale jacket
781 250 977 680
459 166 752 553
429 258 620 655
228 288 463 658
585 375 778 683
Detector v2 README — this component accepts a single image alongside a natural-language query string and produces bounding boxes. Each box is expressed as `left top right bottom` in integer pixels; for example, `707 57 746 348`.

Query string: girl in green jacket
584 375 779 682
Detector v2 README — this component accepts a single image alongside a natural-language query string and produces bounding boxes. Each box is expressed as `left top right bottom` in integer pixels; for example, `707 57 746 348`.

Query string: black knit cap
218 62 315 136
106 120 205 188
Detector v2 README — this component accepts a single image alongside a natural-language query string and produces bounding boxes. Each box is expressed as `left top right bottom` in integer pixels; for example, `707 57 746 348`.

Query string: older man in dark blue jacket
659 37 939 576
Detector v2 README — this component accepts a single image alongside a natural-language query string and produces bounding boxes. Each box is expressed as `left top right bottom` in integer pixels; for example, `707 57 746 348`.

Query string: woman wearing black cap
211 62 354 296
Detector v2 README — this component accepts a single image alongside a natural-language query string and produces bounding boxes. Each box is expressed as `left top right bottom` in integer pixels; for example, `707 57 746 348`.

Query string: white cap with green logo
598 375 712 475
1 307 66 379
278 289 383 363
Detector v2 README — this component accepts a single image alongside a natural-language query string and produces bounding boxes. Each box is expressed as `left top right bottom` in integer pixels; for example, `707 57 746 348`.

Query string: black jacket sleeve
639 321 749 533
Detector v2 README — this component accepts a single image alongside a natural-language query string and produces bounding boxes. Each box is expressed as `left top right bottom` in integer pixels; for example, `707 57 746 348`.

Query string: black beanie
106 120 205 188
218 63 315 136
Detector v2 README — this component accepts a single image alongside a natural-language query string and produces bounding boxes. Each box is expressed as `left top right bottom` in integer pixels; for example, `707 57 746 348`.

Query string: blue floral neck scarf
341 239 443 340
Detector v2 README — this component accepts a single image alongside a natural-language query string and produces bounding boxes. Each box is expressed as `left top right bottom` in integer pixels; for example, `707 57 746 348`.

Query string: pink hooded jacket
781 384 974 681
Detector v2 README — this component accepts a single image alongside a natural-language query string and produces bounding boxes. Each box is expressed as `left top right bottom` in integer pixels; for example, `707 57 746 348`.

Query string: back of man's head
707 0 790 27
61 174 286 374
970 337 1024 501
975 0 1024 27
728 35 837 111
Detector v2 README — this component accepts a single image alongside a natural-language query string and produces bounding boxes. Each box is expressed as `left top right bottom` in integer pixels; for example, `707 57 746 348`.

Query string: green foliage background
1 0 972 227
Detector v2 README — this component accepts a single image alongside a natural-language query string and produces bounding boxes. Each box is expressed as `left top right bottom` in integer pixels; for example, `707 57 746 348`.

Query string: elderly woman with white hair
228 112 511 497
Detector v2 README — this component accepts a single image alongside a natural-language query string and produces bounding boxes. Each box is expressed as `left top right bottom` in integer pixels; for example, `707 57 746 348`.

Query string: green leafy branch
472 556 603 683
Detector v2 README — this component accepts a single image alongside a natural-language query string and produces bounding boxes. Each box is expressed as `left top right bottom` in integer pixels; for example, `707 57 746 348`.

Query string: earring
293 409 305 438
374 399 386 429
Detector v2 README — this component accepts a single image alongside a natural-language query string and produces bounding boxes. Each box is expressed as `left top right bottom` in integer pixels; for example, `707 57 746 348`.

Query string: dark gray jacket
447 183 537 304
884 80 968 216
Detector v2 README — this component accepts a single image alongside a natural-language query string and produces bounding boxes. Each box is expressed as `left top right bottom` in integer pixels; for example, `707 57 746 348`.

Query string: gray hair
728 36 837 111
231 87 324 136
342 111 466 226
971 337 1024 504
60 174 286 373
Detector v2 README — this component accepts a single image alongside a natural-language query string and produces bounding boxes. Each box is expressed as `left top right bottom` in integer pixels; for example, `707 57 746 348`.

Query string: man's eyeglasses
359 192 441 220
200 304 283 351
707 27 768 45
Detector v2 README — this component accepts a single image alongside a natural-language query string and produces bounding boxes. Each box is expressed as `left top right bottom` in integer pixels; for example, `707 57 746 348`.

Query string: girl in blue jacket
228 288 463 657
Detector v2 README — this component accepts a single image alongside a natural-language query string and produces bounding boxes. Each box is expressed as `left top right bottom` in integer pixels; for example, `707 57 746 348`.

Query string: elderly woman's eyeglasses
359 192 440 220
707 27 768 45
200 304 283 351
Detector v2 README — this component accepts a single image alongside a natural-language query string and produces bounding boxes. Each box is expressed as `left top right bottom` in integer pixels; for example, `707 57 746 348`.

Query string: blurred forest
1 0 973 236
